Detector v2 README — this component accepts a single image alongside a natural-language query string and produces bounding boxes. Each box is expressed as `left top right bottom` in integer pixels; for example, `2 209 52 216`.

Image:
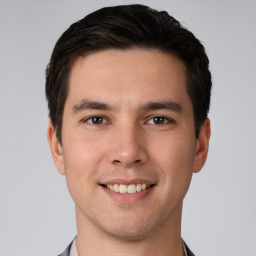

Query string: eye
83 116 108 125
146 116 174 125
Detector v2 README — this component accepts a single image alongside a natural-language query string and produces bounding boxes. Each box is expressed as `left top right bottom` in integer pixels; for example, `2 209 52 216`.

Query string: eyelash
82 115 175 126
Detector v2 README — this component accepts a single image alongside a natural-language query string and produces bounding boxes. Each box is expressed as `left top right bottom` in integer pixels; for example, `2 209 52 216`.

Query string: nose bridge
109 121 147 166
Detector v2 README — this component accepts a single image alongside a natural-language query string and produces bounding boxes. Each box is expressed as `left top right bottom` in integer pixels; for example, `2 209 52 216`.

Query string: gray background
0 0 255 255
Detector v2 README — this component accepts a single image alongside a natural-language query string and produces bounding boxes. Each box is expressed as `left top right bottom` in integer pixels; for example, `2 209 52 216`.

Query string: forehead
67 48 190 108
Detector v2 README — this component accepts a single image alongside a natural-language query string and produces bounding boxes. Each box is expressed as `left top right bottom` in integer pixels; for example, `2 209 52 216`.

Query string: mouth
100 183 156 194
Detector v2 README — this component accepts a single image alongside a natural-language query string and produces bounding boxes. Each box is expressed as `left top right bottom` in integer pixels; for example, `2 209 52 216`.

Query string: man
46 4 211 256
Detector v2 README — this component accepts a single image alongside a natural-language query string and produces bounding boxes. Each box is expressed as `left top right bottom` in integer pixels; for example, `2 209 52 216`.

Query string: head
45 4 211 144
46 4 212 243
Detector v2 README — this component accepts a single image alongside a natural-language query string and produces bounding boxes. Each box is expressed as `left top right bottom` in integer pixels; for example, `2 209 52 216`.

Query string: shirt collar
70 238 188 256
183 240 188 256
69 238 79 256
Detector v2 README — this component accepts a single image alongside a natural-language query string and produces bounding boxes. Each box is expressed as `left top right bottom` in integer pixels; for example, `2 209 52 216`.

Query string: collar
69 238 78 256
69 238 189 256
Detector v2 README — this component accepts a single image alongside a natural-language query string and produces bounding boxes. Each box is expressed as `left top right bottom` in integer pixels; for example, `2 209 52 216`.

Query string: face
48 48 210 240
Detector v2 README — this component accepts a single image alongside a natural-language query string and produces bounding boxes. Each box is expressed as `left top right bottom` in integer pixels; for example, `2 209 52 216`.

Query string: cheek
152 134 196 190
61 137 105 196
63 134 105 170
153 132 195 165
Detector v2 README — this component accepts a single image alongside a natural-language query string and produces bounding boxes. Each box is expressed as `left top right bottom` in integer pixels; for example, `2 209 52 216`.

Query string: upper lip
100 178 156 185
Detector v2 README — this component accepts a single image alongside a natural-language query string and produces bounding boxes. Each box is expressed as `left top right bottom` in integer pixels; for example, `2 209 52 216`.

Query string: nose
107 123 148 167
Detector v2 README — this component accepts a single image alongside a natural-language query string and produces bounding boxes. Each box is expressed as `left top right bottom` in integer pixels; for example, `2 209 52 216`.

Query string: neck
75 204 184 256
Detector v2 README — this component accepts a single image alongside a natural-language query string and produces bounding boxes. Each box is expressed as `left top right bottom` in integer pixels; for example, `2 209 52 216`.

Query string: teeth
119 184 128 193
128 184 136 193
136 184 142 192
105 183 151 194
113 184 119 192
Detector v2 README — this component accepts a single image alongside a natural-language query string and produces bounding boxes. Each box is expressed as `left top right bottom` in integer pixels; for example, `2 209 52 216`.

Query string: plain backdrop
0 0 255 255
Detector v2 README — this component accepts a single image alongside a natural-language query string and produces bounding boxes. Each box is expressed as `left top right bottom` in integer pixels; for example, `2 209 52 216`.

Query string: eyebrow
72 99 182 114
141 101 182 113
72 99 113 114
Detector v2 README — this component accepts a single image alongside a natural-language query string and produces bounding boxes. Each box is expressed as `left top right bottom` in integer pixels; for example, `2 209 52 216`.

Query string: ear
193 119 211 173
47 121 66 175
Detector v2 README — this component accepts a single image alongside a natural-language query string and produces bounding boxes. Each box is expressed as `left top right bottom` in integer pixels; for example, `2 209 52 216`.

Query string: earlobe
193 119 211 173
47 121 66 175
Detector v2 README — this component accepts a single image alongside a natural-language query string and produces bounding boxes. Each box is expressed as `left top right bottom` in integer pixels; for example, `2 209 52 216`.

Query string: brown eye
153 116 166 124
146 116 174 125
85 116 107 124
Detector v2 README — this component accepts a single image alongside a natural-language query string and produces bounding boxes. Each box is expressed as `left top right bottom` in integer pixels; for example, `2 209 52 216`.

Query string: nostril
112 160 121 165
112 159 141 166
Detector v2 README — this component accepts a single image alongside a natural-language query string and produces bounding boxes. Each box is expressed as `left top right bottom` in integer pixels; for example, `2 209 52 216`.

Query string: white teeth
128 184 136 193
106 183 151 194
142 184 147 190
113 184 119 192
136 184 142 192
119 184 128 193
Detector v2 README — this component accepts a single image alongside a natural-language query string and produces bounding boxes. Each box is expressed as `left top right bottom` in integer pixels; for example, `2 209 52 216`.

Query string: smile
101 184 155 194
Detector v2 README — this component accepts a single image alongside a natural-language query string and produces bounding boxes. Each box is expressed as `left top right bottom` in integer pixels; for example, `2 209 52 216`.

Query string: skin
48 48 210 256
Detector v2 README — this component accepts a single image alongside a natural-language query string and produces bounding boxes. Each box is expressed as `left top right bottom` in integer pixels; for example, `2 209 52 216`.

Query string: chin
100 215 156 241
105 226 151 241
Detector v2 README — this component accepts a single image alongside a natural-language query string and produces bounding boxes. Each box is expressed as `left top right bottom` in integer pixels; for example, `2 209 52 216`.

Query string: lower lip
101 185 154 203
